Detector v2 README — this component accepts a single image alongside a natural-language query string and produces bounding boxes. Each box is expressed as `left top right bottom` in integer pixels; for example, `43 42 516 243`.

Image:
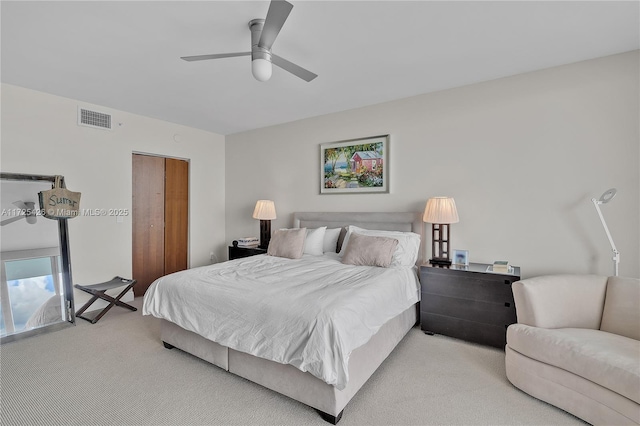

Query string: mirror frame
0 173 76 343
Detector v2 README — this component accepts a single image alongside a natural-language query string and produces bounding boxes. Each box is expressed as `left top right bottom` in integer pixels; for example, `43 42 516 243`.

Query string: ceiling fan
0 201 38 227
180 0 317 82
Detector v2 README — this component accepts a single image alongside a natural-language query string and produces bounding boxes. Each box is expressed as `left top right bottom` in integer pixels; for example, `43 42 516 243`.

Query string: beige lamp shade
423 197 459 224
253 200 277 220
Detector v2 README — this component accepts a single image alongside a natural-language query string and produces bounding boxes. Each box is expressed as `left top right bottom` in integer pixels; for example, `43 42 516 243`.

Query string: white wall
1 84 226 308
226 51 639 279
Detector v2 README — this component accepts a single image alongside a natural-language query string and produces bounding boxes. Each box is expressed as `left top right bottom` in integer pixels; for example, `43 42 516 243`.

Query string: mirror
0 173 75 343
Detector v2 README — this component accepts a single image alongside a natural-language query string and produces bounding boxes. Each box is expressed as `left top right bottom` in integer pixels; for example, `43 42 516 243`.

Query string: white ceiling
2 1 638 135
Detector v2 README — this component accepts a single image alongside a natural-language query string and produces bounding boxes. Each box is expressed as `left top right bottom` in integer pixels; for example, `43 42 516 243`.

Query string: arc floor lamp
591 188 619 276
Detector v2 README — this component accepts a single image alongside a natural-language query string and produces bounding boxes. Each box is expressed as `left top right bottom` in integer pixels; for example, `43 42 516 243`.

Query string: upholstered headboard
292 211 424 263
292 212 422 234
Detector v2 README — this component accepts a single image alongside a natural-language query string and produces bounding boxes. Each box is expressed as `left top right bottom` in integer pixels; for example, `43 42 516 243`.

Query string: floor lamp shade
423 197 459 266
253 200 276 249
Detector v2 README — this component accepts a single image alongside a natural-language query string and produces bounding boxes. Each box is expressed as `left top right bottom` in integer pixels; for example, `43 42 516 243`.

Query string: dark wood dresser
419 262 521 349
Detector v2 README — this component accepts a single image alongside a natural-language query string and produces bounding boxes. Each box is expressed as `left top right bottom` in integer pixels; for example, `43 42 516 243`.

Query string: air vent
78 107 112 130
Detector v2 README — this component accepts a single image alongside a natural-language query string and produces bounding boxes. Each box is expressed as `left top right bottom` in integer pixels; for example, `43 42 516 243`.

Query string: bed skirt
160 303 417 421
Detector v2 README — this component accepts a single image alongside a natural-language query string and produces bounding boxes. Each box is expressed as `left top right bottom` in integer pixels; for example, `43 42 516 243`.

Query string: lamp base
429 257 452 267
430 223 452 267
259 219 271 250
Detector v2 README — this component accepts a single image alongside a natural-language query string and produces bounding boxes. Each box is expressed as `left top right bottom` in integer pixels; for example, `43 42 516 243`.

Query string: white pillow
338 225 421 267
323 228 341 253
303 226 326 256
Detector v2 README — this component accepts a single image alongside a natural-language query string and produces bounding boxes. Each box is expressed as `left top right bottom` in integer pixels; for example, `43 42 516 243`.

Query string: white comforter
142 253 420 390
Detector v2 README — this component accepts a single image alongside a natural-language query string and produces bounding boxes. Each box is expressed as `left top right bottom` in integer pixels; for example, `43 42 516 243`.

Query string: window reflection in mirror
0 174 75 342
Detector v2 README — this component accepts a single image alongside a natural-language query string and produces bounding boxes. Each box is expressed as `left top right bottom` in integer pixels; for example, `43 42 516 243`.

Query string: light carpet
0 298 584 426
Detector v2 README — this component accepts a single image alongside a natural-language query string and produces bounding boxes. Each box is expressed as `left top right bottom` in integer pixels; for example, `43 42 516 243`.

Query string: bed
143 212 423 424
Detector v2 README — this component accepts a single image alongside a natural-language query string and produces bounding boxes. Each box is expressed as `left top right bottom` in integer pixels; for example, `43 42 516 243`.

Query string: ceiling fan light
26 215 37 225
252 58 272 82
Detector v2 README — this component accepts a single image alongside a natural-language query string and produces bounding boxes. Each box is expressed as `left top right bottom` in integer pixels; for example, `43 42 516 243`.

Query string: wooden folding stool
74 276 137 324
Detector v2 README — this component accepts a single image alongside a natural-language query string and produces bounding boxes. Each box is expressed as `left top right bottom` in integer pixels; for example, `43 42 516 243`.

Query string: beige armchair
505 275 640 425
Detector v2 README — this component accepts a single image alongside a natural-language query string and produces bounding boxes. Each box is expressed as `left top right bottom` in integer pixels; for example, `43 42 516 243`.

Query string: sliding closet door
132 154 165 296
164 158 188 275
132 154 189 297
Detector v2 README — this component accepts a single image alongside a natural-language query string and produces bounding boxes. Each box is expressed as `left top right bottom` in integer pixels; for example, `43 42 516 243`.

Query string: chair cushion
511 275 607 329
601 276 640 340
507 324 640 404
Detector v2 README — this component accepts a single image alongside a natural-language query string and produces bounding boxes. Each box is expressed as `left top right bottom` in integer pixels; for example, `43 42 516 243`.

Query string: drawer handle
504 280 511 284
504 302 511 307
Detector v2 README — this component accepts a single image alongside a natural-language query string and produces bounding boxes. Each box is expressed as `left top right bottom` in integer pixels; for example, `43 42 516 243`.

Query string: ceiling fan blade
1 216 25 226
271 54 317 82
181 52 251 62
258 0 293 50
23 202 37 224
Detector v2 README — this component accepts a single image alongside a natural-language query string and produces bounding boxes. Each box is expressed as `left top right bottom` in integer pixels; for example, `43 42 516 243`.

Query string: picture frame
320 135 389 194
453 249 469 266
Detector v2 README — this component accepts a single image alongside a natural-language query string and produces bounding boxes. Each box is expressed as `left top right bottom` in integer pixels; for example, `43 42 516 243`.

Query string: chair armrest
512 274 607 329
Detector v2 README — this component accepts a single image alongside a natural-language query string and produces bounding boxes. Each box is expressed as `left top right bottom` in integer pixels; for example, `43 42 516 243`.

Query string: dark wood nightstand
228 246 267 260
419 262 521 349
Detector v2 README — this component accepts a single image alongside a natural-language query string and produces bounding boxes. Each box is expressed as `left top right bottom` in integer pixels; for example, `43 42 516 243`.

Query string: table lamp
253 200 277 249
423 197 459 266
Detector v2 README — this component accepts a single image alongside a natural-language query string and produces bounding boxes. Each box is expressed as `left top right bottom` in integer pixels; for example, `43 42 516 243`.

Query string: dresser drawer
421 313 510 348
228 246 267 260
421 270 517 303
421 293 516 326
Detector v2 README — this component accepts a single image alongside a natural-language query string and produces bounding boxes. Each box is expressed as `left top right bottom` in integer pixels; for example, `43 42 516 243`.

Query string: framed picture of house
320 135 389 194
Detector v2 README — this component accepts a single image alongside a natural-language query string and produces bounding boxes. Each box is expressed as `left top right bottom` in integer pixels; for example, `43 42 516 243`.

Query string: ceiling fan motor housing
249 19 271 62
